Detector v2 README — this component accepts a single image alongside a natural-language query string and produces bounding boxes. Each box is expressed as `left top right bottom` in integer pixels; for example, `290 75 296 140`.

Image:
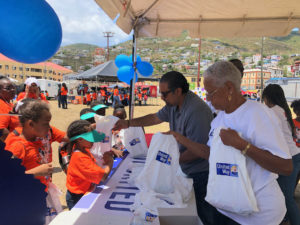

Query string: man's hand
113 119 129 131
111 148 123 158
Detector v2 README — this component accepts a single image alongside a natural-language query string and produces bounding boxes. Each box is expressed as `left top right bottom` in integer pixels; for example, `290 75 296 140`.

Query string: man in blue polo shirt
114 71 237 225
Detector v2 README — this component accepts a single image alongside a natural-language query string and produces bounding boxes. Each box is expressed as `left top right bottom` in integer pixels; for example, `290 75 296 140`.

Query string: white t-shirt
271 105 300 156
207 100 291 192
207 100 290 224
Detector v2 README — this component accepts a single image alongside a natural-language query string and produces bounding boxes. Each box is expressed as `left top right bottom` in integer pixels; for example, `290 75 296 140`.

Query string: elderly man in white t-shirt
169 61 292 225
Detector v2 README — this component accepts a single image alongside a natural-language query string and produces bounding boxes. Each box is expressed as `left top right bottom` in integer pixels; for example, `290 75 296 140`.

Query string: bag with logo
123 127 148 158
90 115 119 166
205 127 258 215
131 133 193 222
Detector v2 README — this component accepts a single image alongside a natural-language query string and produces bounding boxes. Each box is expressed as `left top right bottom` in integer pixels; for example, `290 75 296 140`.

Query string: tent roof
95 0 300 38
63 60 158 82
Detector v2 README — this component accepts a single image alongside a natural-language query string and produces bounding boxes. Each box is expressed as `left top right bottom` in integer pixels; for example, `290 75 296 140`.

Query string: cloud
47 0 132 46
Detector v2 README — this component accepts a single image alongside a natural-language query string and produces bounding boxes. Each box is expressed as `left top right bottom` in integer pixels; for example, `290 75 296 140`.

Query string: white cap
25 77 40 87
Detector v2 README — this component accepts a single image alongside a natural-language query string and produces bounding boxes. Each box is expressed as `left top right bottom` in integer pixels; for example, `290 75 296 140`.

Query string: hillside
52 31 300 73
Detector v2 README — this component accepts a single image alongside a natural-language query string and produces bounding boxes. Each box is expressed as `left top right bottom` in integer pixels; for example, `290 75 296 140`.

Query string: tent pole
197 37 201 88
260 37 264 102
129 30 137 119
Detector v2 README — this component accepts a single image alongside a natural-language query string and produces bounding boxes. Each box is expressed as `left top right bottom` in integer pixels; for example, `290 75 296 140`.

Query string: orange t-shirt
67 149 105 194
5 126 65 191
92 92 97 100
138 93 142 100
100 90 106 97
17 92 48 102
61 87 68 96
0 99 19 131
293 119 300 147
86 93 91 101
113 89 119 96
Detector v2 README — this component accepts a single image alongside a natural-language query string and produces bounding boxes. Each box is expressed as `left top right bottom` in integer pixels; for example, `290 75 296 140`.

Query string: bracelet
242 142 251 155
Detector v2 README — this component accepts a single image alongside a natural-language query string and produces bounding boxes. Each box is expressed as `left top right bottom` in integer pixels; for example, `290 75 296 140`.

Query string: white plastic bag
132 133 193 222
45 183 63 225
205 127 258 215
90 115 119 166
124 127 148 158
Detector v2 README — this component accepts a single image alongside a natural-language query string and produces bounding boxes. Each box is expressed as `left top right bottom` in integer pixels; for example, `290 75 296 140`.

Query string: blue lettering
104 201 133 211
110 192 136 199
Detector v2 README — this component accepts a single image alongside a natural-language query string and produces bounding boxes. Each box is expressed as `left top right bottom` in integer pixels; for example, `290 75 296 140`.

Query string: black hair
80 108 94 116
160 71 189 94
291 99 300 114
62 83 68 91
229 59 244 78
67 120 91 153
0 75 10 89
90 101 103 108
19 100 50 126
262 84 295 136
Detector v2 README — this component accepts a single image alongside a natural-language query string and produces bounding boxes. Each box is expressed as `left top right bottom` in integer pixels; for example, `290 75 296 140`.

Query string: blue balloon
129 54 142 63
0 0 62 64
117 66 134 84
136 61 154 76
115 55 132 68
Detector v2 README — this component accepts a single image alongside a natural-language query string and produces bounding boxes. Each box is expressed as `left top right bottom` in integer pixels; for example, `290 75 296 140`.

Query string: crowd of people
1 59 300 225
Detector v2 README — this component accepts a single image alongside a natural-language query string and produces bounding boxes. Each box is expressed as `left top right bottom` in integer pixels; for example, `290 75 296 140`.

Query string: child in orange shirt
86 91 92 106
66 120 114 209
5 100 67 223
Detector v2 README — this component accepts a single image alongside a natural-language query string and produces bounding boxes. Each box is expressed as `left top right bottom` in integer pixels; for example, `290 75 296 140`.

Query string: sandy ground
49 98 300 216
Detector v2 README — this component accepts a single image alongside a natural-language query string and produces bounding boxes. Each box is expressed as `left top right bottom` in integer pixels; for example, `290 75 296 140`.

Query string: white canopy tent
95 0 300 38
95 0 300 117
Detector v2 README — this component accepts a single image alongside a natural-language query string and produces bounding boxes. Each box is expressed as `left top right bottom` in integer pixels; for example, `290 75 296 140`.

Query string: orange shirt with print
61 87 68 96
113 89 119 96
5 126 65 191
17 92 48 102
0 99 19 131
67 149 105 194
86 93 91 101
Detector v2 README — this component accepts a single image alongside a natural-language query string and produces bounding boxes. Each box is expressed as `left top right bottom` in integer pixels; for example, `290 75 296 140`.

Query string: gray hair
203 61 241 91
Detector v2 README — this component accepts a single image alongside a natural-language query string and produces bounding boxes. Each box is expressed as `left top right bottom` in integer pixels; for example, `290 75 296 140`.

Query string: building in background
242 69 271 90
0 53 73 82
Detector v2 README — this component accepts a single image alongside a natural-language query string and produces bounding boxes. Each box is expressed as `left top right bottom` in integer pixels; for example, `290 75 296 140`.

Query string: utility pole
103 32 114 61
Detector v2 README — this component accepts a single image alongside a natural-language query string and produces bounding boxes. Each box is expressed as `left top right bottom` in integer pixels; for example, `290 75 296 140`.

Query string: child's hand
103 151 114 166
27 163 53 177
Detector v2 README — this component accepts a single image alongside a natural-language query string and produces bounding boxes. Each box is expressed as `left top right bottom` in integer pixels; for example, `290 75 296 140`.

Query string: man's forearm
129 113 162 127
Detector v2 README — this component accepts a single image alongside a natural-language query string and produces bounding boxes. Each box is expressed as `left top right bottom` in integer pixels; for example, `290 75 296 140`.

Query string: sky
47 0 133 47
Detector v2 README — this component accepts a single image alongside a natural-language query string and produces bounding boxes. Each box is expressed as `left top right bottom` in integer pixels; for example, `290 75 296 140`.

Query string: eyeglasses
160 90 173 98
206 88 219 99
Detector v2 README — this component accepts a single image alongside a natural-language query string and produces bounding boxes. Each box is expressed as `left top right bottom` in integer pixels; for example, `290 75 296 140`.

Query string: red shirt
17 92 48 102
293 119 300 147
67 149 105 194
5 126 65 191
113 89 119 96
61 87 68 96
0 99 19 131
86 93 91 101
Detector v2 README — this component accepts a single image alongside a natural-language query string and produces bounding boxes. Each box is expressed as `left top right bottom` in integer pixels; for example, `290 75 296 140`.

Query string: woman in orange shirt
61 83 68 109
65 120 113 209
17 77 48 102
0 76 19 141
5 100 67 223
